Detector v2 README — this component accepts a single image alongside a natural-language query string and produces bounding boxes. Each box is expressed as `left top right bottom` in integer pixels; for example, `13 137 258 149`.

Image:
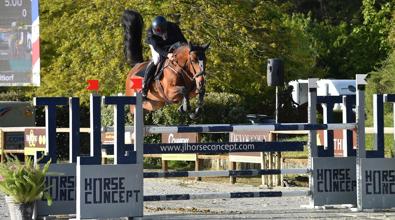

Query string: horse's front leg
176 86 191 113
189 86 205 119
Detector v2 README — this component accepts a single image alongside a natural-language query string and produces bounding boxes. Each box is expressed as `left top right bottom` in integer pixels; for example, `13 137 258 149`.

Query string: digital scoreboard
0 0 40 86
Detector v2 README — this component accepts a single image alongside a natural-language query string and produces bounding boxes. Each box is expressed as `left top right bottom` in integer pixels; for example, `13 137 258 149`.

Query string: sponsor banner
77 164 143 219
360 158 395 209
317 129 357 156
25 128 45 148
101 131 133 155
312 157 356 206
37 163 76 216
229 131 270 161
161 133 198 161
3 132 24 149
146 141 304 154
229 131 270 142
161 154 197 161
24 128 45 155
101 131 133 145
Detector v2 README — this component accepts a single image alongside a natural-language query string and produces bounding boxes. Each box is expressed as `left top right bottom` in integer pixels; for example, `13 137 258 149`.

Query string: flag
86 80 99 91
130 78 143 91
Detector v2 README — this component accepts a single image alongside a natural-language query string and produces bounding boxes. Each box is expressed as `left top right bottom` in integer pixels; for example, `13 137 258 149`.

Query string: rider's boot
142 61 156 99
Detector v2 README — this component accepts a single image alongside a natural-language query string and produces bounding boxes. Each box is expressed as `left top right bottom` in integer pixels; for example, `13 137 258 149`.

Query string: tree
366 8 395 126
34 0 318 118
304 0 394 79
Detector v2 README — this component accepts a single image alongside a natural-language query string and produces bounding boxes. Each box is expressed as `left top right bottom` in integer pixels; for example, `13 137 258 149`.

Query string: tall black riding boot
142 61 156 98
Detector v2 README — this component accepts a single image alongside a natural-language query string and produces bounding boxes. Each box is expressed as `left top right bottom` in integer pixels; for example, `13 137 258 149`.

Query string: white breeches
149 45 160 65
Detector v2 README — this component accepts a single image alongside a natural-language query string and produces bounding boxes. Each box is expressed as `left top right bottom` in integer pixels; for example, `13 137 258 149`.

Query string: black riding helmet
152 16 167 36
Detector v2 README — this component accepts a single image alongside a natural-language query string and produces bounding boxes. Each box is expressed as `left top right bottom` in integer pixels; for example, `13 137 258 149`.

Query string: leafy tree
16 0 393 125
158 0 319 114
366 10 395 126
288 0 362 25
36 1 133 103
33 0 318 119
287 0 393 79
327 0 391 79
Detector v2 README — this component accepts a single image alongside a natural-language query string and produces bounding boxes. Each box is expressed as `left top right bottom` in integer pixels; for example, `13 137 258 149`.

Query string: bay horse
123 10 209 119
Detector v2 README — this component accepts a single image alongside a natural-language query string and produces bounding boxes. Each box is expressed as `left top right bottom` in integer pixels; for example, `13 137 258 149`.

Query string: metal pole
308 78 318 206
276 86 279 123
275 86 281 186
356 74 367 211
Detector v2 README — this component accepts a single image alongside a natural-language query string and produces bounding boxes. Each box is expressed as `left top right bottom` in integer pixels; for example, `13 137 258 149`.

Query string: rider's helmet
152 16 168 38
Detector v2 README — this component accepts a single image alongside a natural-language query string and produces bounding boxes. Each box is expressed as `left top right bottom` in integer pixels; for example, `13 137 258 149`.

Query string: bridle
165 47 206 93
188 51 206 80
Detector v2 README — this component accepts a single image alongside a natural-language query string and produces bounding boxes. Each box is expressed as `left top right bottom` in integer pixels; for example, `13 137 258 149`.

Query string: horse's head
187 42 210 93
169 42 210 119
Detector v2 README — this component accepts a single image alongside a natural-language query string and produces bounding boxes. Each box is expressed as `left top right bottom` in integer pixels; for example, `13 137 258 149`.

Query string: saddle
154 59 166 80
135 59 166 79
140 42 182 79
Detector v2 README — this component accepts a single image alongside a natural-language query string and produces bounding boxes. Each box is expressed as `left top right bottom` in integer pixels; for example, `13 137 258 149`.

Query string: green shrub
0 156 52 205
148 92 247 125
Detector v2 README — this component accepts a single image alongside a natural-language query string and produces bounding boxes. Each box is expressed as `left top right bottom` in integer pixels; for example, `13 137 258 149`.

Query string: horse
122 10 209 119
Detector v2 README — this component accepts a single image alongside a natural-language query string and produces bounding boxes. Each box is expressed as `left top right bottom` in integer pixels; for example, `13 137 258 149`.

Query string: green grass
279 135 308 158
365 134 394 157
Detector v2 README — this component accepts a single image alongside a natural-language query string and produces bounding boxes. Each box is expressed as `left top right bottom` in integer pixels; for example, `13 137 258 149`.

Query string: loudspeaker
267 58 284 86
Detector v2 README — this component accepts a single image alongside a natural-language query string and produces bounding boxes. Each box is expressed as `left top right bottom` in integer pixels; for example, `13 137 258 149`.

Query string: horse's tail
122 10 144 66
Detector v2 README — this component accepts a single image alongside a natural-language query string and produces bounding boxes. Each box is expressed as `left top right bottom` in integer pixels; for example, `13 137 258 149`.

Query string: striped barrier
144 123 356 134
144 168 310 178
144 190 310 202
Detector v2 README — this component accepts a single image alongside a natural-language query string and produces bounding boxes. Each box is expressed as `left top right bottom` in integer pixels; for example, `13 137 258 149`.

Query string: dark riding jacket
146 22 187 58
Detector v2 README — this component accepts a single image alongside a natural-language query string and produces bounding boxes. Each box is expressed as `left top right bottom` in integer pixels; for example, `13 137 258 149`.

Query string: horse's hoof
195 107 201 115
182 104 189 112
178 106 185 114
189 113 196 119
189 107 202 119
189 113 200 120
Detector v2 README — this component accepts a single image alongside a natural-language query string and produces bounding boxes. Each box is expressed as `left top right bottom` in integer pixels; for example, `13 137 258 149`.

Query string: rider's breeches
149 45 160 65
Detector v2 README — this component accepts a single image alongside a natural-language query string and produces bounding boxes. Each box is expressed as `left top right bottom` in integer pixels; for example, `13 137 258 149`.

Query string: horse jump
33 74 395 218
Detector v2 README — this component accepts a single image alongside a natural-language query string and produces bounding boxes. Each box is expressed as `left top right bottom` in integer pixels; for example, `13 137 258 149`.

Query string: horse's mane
171 42 189 55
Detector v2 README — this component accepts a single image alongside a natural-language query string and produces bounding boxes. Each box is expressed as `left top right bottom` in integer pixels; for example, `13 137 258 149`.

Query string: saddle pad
135 60 166 79
135 67 147 77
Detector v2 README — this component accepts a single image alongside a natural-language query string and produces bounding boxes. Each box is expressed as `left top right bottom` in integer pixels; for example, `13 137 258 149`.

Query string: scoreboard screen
0 0 40 86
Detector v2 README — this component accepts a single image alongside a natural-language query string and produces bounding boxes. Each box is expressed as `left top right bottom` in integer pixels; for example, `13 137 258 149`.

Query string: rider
142 16 187 98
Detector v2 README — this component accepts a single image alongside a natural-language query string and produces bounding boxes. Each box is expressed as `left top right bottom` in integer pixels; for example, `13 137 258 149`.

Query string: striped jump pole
144 190 310 202
144 168 310 178
144 123 356 134
104 122 356 134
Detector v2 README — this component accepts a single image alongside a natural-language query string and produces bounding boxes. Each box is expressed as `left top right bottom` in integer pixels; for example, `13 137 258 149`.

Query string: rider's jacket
146 22 187 58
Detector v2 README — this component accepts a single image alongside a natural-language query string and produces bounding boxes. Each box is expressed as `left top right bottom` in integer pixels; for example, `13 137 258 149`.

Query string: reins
154 46 204 104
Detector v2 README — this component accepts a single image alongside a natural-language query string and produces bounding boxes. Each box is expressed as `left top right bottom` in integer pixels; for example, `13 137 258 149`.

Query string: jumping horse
123 10 209 119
